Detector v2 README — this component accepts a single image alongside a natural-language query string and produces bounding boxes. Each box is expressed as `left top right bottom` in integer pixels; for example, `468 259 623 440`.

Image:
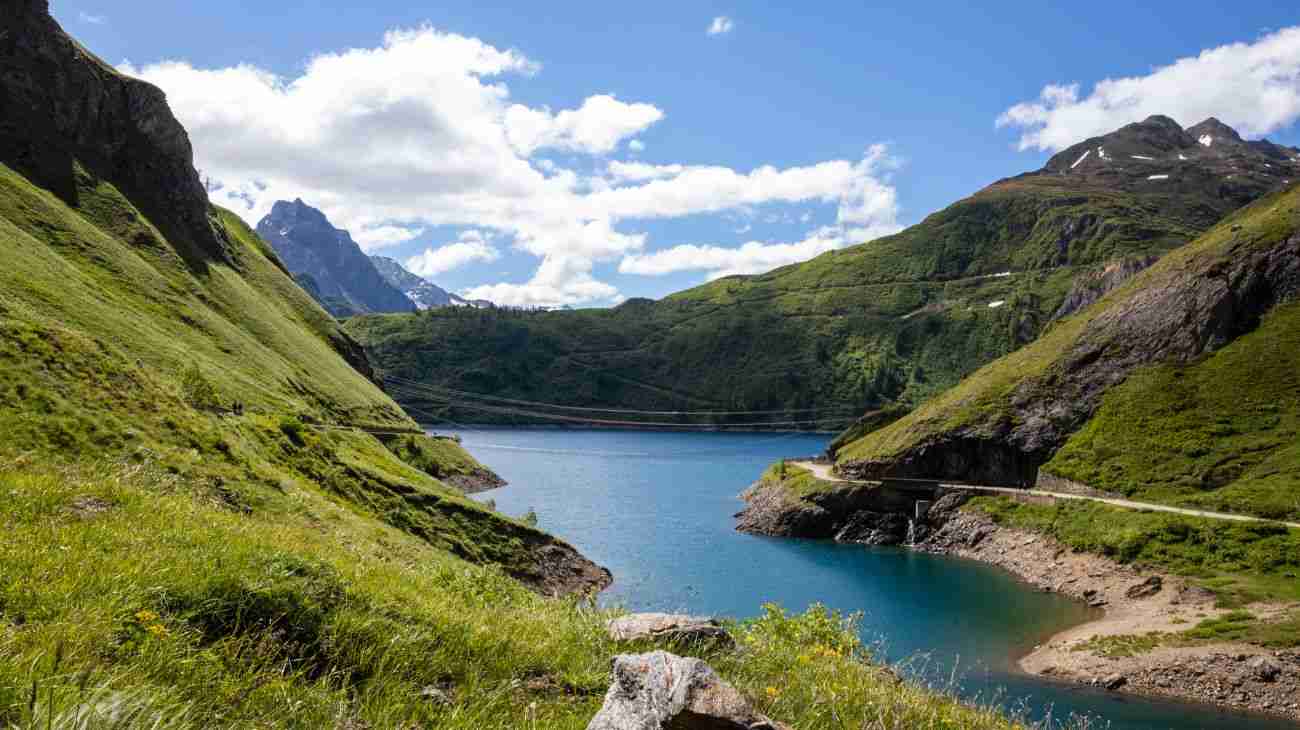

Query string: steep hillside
0 9 1055 729
257 199 416 318
835 183 1300 521
348 116 1299 427
0 0 607 602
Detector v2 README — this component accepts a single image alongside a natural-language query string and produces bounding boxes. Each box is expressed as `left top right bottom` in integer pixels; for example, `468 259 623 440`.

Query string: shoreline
918 510 1300 722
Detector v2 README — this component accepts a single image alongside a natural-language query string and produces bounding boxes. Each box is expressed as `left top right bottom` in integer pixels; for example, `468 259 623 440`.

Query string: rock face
0 0 227 271
370 256 457 309
606 614 733 647
842 217 1300 486
587 652 786 730
256 200 416 318
1051 255 1160 321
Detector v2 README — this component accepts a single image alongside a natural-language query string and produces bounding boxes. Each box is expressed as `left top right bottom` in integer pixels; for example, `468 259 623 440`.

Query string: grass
1043 300 1300 521
756 462 843 499
346 171 1232 431
1071 609 1300 658
836 184 1300 523
0 460 1038 730
0 154 1061 728
966 497 1300 608
1072 632 1166 658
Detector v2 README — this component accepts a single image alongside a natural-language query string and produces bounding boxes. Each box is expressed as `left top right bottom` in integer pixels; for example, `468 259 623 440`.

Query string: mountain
832 183 1300 521
0 11 1025 727
345 116 1300 427
370 254 492 309
255 199 416 318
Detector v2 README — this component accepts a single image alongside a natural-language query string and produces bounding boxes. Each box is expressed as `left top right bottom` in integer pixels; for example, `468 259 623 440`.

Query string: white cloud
708 16 735 36
405 231 501 277
998 26 1300 151
504 94 664 155
627 139 645 152
619 222 900 280
354 224 425 249
78 11 106 24
124 26 898 308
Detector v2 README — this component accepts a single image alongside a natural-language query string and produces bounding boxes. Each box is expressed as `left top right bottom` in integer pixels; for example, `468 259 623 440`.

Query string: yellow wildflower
134 610 159 623
765 686 779 699
145 623 170 638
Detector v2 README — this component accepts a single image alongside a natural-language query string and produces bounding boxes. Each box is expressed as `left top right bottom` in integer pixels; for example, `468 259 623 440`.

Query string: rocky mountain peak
0 1 228 270
1186 117 1245 146
256 200 416 317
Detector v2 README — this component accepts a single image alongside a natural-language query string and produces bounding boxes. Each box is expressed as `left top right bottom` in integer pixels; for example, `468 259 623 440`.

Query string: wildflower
765 686 779 699
134 610 159 623
145 623 170 638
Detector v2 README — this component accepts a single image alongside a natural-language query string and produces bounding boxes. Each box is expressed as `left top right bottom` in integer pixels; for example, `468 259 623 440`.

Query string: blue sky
57 1 1300 306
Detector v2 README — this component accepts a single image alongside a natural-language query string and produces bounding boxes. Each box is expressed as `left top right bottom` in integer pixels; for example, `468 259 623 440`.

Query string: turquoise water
441 428 1294 730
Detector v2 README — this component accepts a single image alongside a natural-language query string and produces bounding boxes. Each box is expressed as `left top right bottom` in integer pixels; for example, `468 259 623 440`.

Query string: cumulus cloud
125 25 898 307
405 231 501 277
707 16 735 36
627 139 645 152
998 26 1300 151
505 95 664 155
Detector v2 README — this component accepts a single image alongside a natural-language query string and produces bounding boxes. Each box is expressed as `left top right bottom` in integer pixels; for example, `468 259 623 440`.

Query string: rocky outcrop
0 0 228 270
607 614 732 647
257 200 416 317
587 652 787 730
842 219 1300 486
1051 255 1159 321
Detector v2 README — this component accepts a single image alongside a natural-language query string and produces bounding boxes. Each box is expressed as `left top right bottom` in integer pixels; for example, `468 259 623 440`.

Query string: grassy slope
0 461 1028 729
346 176 1214 428
1043 301 1300 519
0 162 1033 727
838 185 1300 524
826 187 1300 647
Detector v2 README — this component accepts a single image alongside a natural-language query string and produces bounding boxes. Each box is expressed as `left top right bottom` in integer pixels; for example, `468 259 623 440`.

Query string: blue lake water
439 427 1294 730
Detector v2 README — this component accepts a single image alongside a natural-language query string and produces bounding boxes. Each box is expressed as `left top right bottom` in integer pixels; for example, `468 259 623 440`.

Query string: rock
419 686 452 705
587 652 787 730
607 614 733 647
1103 673 1128 690
1249 656 1282 682
833 510 909 546
1125 575 1163 599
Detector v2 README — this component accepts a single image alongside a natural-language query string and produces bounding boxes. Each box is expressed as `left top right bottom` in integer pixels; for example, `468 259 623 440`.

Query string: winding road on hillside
792 461 1300 530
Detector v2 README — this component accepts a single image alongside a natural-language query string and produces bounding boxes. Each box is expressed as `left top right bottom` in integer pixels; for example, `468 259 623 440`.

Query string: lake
440 427 1293 730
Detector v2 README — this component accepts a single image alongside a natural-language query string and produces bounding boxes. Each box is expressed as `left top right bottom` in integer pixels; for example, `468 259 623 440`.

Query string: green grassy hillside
837 184 1300 521
348 125 1295 428
0 154 1024 730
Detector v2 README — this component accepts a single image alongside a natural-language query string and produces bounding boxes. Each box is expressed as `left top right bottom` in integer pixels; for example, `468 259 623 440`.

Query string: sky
56 1 1300 308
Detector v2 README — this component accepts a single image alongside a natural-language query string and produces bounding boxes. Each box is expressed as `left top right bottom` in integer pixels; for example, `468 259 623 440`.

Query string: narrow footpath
791 461 1300 530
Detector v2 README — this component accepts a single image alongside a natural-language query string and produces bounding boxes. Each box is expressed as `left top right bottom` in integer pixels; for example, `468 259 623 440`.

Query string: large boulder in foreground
606 614 733 647
587 651 787 730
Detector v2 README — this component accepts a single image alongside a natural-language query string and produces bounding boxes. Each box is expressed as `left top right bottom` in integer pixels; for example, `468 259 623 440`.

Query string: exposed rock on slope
257 199 416 318
0 0 227 270
837 185 1300 499
347 116 1299 427
587 652 788 730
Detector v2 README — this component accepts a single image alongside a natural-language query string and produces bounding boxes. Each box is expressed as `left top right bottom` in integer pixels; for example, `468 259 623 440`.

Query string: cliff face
837 186 1300 500
257 200 416 317
0 0 226 270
